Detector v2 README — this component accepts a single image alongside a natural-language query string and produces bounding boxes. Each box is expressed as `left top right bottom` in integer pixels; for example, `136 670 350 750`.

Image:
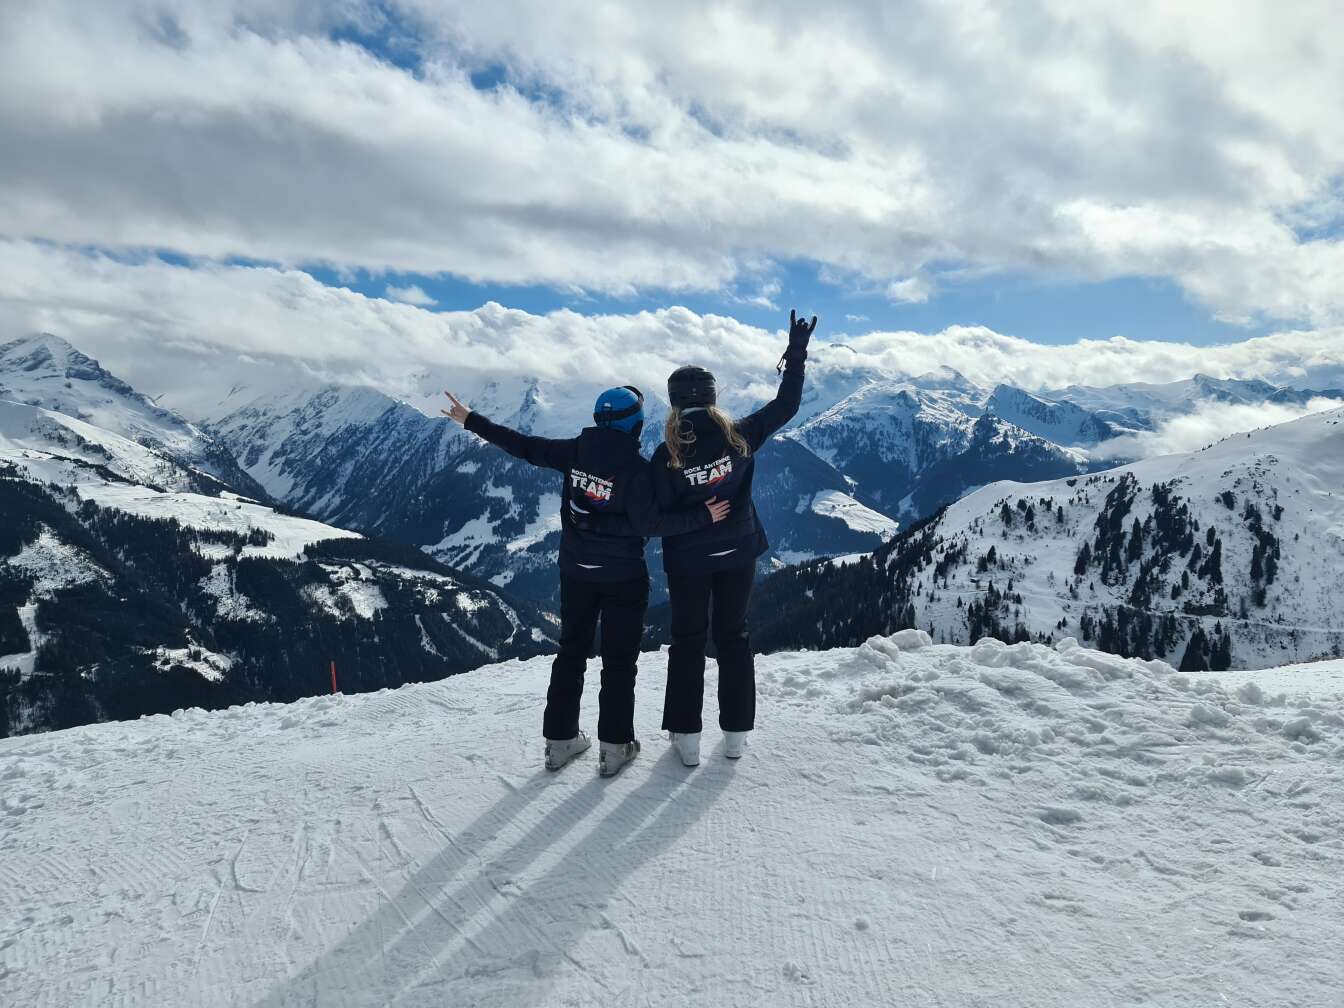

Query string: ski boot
545 731 591 771
669 731 701 767
598 740 641 778
722 730 749 759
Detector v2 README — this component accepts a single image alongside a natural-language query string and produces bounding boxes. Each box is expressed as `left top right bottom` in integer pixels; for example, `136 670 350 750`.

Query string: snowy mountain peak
1 332 135 398
1 332 267 498
909 365 980 392
1189 373 1279 401
985 383 1119 446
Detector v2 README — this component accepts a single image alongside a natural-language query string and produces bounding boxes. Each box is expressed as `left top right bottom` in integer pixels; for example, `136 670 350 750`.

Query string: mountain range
3 330 1341 733
200 352 1341 608
0 335 554 735
749 406 1344 670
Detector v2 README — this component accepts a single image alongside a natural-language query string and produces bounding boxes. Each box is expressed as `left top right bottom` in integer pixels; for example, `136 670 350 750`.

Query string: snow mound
1 638 1340 1005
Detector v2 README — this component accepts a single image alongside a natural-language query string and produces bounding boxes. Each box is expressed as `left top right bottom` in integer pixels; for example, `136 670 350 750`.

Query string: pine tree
1210 624 1233 671
1126 517 1144 564
1179 627 1210 672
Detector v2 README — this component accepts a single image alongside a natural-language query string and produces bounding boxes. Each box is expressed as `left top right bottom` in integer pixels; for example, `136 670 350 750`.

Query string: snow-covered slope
984 383 1122 445
0 385 557 736
0 413 362 558
202 382 464 517
0 397 213 493
754 408 1344 670
0 334 267 498
0 453 556 736
1219 658 1344 697
2 632 1340 1006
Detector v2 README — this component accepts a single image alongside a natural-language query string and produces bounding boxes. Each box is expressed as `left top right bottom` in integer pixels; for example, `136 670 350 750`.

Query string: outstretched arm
442 391 575 472
737 309 816 451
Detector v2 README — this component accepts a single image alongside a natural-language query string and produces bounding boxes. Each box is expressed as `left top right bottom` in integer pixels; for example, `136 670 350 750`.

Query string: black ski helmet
667 365 717 409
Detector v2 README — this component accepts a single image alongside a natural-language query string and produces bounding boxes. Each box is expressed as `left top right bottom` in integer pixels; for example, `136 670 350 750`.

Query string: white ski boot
722 730 749 759
544 731 591 771
599 740 640 778
669 731 701 767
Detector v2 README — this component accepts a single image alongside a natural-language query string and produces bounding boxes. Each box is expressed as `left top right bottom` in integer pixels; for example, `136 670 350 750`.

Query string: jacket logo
683 455 732 488
570 468 614 506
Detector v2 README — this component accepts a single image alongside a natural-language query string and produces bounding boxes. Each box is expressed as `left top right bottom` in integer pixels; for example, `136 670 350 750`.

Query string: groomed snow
3 443 360 561
1 636 1340 1006
75 482 359 560
810 489 900 537
1221 659 1344 701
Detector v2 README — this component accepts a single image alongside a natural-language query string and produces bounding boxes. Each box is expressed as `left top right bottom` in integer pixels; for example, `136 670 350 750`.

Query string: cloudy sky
2 0 1344 411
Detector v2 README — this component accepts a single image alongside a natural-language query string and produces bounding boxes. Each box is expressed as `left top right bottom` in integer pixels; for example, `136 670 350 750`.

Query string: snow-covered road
2 636 1342 1006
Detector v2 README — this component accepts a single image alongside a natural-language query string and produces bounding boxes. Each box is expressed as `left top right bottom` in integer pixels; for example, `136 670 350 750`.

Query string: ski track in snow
1 636 1342 1007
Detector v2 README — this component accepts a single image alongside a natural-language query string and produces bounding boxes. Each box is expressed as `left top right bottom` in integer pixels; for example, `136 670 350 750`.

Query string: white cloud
385 283 437 307
740 280 781 310
1 1 1344 323
1092 398 1344 459
845 314 869 323
885 276 933 304
3 241 1344 425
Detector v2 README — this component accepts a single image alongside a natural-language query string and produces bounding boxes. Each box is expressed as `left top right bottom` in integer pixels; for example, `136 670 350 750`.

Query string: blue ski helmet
593 385 644 435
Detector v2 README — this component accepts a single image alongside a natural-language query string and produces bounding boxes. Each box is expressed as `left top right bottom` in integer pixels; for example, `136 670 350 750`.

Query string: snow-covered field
1224 659 1344 701
808 488 900 537
2 636 1340 1006
3 447 359 561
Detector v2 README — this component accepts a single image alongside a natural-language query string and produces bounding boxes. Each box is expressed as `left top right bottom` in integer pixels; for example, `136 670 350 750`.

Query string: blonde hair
664 405 750 469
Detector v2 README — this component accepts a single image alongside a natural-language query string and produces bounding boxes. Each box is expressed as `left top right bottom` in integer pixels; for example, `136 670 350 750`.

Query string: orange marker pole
330 660 339 695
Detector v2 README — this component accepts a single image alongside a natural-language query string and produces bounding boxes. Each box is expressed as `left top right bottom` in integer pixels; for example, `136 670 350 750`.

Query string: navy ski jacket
649 354 805 575
462 413 710 582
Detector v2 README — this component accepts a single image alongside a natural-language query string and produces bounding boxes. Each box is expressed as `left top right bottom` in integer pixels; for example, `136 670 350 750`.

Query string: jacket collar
581 425 642 456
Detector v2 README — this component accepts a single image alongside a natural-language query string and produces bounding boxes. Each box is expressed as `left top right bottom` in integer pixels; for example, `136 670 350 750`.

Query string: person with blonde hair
651 309 816 766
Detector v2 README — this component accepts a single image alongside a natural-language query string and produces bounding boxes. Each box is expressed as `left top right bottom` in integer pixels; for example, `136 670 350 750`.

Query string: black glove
779 309 818 371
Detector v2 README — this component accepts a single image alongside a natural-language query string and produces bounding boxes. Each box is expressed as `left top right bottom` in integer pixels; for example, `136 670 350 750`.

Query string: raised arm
736 310 816 451
443 391 575 472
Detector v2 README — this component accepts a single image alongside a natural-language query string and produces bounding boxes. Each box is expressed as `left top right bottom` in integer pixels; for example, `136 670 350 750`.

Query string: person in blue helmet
442 384 730 778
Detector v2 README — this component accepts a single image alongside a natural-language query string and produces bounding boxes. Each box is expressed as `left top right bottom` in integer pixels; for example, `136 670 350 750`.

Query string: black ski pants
544 573 649 745
662 562 756 734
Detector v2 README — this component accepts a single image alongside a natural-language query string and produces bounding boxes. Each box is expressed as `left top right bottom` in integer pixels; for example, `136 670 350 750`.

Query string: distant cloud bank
3 241 1343 421
1093 398 1344 460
